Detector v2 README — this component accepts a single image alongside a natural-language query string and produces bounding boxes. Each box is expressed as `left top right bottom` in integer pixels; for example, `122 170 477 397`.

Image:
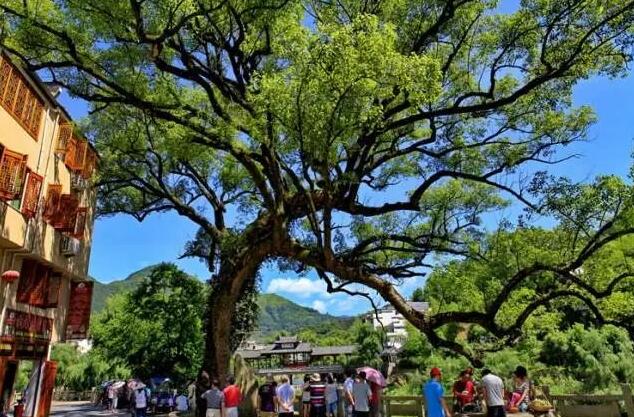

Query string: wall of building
0 50 98 417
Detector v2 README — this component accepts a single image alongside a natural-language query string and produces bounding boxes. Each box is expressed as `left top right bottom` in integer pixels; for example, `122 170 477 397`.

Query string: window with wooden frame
52 193 79 232
0 56 11 98
0 149 27 201
43 184 62 222
72 207 88 239
64 136 78 169
12 81 28 120
26 96 44 138
81 147 97 179
64 136 87 171
73 139 88 171
0 55 45 139
46 273 62 308
17 258 38 304
2 69 19 110
16 259 55 308
21 171 43 218
29 263 50 307
55 122 73 158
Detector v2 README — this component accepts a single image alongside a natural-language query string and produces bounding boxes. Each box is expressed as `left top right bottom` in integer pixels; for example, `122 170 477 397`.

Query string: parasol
357 367 387 387
112 381 126 389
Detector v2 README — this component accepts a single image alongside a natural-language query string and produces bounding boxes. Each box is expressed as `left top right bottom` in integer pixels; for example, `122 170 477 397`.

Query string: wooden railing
53 389 95 402
382 385 634 417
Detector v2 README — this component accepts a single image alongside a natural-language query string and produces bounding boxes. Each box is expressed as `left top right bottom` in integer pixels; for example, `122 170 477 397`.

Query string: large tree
3 0 634 377
91 263 206 383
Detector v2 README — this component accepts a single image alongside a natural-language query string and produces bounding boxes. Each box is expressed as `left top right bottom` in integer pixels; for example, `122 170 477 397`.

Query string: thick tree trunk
203 243 270 383
204 286 236 383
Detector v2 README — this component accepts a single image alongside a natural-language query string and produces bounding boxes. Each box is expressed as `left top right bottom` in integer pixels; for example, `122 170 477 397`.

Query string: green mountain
91 265 353 335
256 293 353 336
90 265 161 312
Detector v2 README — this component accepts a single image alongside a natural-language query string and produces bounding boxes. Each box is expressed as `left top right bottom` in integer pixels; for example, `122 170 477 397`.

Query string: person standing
223 375 242 417
368 381 382 417
343 370 355 417
201 378 225 417
196 372 212 417
176 391 190 412
107 385 115 412
257 374 277 417
481 369 506 417
325 375 339 417
277 376 296 417
188 379 198 415
423 368 452 417
309 374 327 417
302 375 312 417
133 385 149 417
351 372 372 417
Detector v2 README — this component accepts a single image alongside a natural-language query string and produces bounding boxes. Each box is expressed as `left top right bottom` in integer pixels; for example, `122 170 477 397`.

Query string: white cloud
266 277 327 297
312 300 327 314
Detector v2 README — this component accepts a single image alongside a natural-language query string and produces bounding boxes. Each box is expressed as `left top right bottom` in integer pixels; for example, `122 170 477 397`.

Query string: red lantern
1 270 20 283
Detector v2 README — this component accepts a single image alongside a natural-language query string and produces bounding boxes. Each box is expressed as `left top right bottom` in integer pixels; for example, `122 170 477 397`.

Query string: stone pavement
49 401 131 417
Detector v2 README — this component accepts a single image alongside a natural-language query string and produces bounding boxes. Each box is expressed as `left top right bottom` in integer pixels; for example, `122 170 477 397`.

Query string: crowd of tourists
99 379 191 416
190 368 384 417
424 365 532 417
103 365 532 417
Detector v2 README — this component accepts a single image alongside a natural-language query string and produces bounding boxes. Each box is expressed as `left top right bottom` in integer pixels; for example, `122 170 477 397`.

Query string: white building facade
369 301 430 349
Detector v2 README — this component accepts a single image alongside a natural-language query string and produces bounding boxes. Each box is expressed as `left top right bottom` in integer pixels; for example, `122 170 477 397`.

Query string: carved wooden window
73 139 87 171
64 136 78 169
52 194 79 232
0 57 11 99
3 70 19 110
46 273 62 308
21 172 43 218
72 207 88 239
13 81 28 120
0 150 27 201
22 93 35 131
0 55 44 139
27 98 43 138
64 137 88 171
17 259 38 304
56 123 73 157
30 263 50 307
43 184 62 222
81 147 97 179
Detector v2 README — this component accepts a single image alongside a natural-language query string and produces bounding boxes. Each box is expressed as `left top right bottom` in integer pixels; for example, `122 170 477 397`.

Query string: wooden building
0 49 97 417
236 336 357 381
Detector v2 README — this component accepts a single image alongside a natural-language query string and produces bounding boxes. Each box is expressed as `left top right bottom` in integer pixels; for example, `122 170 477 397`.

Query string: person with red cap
423 368 452 417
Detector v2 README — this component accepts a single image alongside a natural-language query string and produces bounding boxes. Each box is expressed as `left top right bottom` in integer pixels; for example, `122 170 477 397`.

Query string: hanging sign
64 281 93 340
1 309 52 342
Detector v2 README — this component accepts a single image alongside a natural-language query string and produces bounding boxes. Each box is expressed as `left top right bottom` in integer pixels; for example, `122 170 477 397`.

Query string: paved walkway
50 402 131 416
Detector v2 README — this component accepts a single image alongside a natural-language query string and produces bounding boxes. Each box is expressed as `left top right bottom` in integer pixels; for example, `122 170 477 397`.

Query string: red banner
2 310 52 342
37 361 57 417
64 281 93 340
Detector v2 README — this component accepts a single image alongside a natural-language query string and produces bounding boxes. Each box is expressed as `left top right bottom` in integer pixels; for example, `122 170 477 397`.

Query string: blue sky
59 71 634 317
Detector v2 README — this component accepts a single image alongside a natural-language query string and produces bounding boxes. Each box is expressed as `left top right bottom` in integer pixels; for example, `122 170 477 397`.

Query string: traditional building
0 50 97 417
367 301 430 349
236 336 356 382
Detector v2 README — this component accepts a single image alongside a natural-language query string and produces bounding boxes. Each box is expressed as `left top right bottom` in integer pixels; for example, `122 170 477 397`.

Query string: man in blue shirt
423 368 452 417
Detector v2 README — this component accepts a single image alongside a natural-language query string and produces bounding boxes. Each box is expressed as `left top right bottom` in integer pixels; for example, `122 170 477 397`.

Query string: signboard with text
1 309 52 342
64 281 93 340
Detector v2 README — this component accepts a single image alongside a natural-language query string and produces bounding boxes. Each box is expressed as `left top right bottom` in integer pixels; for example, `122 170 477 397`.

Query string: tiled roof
311 345 357 356
267 342 312 354
255 365 344 375
236 350 263 359
408 301 430 312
